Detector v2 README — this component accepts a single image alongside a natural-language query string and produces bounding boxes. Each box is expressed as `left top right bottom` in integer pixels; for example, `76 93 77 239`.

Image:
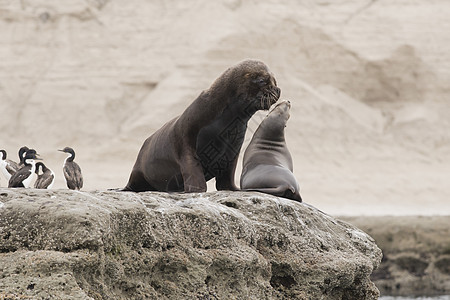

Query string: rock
0 189 381 299
342 216 450 297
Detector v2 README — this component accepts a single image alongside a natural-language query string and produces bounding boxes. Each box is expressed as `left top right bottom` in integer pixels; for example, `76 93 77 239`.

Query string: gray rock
0 189 381 299
342 216 450 297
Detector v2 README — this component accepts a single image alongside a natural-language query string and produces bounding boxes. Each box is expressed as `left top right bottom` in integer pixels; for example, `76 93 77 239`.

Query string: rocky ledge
0 189 381 299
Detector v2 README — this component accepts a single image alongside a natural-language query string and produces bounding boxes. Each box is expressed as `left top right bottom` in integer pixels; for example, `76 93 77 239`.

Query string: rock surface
343 216 450 297
0 189 381 299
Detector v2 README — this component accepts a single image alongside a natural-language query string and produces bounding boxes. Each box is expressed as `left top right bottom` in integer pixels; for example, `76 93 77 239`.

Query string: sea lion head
254 100 291 140
232 60 281 110
266 99 291 128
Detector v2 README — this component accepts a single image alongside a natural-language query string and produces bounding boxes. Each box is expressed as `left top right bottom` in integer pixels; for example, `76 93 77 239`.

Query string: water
380 296 450 300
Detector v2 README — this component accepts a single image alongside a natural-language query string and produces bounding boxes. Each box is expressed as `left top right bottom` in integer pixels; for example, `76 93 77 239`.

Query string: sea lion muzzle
259 86 281 110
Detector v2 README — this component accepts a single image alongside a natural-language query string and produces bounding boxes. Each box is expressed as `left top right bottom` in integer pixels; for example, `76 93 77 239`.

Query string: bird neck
66 152 75 162
19 148 28 163
24 158 36 166
35 163 43 175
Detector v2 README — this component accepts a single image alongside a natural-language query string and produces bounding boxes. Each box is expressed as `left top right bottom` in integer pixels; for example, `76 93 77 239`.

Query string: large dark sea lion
124 60 281 192
240 100 302 202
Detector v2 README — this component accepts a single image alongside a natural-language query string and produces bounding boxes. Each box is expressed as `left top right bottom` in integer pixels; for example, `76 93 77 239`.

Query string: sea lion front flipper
215 159 239 191
180 153 207 193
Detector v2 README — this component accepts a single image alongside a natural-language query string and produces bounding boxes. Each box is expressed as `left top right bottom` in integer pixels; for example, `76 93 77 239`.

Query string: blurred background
0 0 449 216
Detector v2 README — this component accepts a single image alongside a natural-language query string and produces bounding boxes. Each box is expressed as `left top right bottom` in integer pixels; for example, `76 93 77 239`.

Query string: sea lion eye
254 78 266 86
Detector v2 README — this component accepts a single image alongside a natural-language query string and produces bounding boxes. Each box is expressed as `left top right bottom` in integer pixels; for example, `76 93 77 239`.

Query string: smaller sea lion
240 100 302 202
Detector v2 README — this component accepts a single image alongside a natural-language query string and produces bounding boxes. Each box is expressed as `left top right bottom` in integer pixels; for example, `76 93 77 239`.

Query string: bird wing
73 162 83 189
8 167 31 187
34 175 42 188
63 163 77 190
36 172 54 189
6 159 20 175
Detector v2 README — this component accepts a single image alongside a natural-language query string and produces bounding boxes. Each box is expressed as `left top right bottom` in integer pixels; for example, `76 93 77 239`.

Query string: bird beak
35 154 43 160
58 149 64 152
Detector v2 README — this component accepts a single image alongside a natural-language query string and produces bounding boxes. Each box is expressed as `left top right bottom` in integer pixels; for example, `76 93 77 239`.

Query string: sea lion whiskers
267 93 272 108
268 91 278 108
260 94 265 110
265 88 280 108
267 92 275 108
270 89 278 101
261 93 269 110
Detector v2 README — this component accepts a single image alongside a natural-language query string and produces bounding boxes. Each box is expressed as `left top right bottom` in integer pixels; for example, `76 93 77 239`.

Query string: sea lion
240 100 302 202
124 60 281 192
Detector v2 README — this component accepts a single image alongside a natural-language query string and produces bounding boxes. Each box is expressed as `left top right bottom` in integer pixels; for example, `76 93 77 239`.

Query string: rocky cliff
0 189 381 299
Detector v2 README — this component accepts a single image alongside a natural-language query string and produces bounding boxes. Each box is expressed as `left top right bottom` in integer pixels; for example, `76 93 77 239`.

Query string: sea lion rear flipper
123 170 157 192
284 188 302 203
242 186 288 197
243 186 302 203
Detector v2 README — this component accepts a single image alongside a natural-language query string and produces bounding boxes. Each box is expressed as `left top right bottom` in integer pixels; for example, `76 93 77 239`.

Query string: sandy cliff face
0 189 382 299
0 0 449 215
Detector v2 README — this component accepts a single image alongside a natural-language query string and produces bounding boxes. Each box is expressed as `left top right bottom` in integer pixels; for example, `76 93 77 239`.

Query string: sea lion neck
253 115 286 143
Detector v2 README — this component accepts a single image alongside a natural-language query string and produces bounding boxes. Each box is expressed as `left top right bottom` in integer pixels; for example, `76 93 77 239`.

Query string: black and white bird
34 162 55 189
0 149 20 181
58 147 83 190
17 146 30 168
8 149 40 188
